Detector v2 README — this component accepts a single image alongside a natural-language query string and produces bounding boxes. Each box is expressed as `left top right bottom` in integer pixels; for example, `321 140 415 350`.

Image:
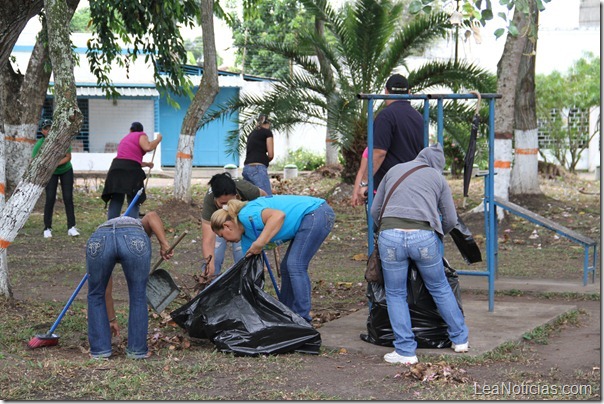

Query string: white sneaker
451 341 469 353
68 227 80 237
384 351 418 365
43 229 52 238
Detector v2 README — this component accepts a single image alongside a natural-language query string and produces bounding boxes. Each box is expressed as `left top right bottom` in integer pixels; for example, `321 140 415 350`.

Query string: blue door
159 87 240 167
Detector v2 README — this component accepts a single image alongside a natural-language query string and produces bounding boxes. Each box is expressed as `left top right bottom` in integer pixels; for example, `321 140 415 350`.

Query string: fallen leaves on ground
352 253 368 261
148 330 191 351
397 361 471 384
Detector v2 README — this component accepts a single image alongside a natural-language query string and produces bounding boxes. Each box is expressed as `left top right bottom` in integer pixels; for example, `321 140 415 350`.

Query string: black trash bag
360 258 463 349
170 255 321 356
449 215 482 264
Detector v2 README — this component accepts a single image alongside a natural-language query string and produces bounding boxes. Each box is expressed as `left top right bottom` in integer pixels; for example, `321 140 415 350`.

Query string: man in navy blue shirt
357 74 424 200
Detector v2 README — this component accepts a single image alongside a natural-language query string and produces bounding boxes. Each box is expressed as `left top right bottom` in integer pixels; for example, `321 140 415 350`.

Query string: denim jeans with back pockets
279 202 335 321
378 229 468 357
87 223 151 358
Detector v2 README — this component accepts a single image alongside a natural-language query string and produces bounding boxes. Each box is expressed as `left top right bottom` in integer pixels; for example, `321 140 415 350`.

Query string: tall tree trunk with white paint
0 8 54 192
510 0 541 195
0 0 82 298
0 116 8 296
493 7 531 204
472 7 534 219
173 0 219 203
0 0 78 193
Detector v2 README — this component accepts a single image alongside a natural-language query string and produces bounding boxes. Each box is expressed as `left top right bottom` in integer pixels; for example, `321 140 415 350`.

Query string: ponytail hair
256 113 270 128
210 199 247 233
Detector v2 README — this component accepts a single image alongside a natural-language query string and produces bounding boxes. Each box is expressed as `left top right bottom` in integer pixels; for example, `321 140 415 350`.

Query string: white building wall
88 98 156 153
588 107 600 172
238 80 327 167
72 99 160 172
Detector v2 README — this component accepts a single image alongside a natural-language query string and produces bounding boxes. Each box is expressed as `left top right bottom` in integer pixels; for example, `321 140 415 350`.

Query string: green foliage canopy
232 0 314 78
535 52 600 171
86 0 201 100
69 7 92 33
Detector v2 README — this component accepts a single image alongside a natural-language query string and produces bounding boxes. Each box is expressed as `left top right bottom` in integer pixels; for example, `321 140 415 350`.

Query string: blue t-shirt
238 195 325 254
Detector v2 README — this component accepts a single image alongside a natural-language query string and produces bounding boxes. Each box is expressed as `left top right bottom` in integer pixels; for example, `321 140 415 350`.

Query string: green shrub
271 148 325 171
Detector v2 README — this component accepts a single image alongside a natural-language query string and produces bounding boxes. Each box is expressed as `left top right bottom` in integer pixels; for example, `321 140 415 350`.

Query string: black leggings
44 168 76 229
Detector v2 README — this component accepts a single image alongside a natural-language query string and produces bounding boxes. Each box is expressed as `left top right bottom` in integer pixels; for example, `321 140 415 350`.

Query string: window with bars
537 107 590 148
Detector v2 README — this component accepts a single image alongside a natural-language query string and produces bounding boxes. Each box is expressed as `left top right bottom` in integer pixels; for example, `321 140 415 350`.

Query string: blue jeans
242 165 272 196
213 235 243 275
280 203 335 321
378 229 468 357
86 223 151 358
107 193 140 220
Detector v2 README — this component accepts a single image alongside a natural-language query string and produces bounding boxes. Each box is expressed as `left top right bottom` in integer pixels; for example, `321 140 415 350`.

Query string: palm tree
205 0 496 182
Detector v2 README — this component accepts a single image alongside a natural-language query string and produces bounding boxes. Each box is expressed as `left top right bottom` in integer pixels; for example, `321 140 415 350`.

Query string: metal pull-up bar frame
358 92 501 311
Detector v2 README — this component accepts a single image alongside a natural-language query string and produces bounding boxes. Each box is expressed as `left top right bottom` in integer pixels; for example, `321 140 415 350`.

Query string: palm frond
409 60 497 93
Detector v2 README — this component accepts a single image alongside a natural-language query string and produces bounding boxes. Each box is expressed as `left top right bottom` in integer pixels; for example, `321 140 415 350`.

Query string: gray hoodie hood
415 143 446 172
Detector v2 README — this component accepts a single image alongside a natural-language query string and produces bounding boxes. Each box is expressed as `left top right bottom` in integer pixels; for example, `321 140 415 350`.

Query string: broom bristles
27 334 59 349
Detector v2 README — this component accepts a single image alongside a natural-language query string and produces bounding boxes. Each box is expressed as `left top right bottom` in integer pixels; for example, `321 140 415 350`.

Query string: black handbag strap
376 164 429 229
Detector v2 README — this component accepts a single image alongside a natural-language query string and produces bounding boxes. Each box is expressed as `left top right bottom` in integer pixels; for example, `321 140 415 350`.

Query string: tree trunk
314 17 339 166
471 7 536 219
173 0 219 202
0 0 44 67
0 109 8 297
0 0 77 193
510 1 541 195
493 8 529 205
0 0 82 298
1 29 53 192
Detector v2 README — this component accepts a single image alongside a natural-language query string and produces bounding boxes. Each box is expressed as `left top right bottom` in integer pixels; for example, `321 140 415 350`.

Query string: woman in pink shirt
102 122 162 219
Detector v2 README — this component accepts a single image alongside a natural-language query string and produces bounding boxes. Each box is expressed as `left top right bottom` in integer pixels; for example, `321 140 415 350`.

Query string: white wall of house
588 108 600 172
88 98 156 152
238 80 327 168
72 98 160 172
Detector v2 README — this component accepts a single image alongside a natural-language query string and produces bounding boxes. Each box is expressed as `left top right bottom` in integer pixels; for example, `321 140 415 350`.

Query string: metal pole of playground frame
358 92 501 312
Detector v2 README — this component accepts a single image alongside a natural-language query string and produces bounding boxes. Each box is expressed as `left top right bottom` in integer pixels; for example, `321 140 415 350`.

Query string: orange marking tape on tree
0 239 11 249
176 152 192 159
515 148 538 155
0 183 4 195
494 160 511 169
4 136 37 144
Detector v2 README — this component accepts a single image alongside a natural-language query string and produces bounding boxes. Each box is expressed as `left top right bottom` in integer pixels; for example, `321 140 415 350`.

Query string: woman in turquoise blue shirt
210 195 335 322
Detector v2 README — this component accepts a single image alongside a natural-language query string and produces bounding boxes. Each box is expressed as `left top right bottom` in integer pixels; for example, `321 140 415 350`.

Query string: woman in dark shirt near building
242 114 274 196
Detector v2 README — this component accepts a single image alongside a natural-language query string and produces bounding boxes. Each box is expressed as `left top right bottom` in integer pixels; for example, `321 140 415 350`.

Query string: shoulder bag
365 164 429 284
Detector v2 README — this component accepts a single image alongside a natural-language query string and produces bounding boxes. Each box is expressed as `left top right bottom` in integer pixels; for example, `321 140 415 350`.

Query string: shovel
146 231 188 313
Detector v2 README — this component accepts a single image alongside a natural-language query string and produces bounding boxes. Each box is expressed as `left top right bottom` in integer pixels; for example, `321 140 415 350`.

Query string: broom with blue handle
28 188 143 349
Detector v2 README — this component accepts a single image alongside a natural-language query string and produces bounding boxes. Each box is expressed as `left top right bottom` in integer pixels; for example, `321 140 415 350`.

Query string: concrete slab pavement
318 276 599 359
319 299 578 358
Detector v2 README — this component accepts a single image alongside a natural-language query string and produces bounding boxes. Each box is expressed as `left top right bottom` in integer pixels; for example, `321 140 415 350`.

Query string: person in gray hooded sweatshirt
370 143 469 365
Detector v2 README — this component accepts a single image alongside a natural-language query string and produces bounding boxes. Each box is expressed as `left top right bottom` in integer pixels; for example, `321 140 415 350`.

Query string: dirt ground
0 169 600 400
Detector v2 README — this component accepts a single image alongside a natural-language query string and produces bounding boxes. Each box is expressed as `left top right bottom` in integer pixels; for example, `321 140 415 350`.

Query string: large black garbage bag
449 215 482 264
360 258 463 349
170 255 321 356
